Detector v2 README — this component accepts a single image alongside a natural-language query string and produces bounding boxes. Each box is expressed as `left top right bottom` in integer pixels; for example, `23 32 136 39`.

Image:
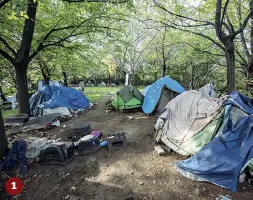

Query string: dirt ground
3 100 253 200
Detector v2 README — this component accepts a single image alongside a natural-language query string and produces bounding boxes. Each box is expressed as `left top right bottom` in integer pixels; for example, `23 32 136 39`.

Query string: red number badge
5 177 23 196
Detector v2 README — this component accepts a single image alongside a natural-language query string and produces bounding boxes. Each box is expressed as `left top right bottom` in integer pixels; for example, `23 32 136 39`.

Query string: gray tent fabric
199 83 216 98
155 90 224 156
117 85 144 103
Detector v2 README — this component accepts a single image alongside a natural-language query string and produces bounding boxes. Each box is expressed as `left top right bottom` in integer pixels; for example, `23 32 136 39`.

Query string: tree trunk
224 41 236 94
15 66 30 114
41 68 50 85
0 109 7 159
14 0 37 114
62 72 68 86
0 86 7 102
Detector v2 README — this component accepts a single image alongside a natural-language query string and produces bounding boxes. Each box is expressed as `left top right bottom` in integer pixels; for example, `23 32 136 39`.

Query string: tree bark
0 109 7 159
41 68 50 85
15 66 30 114
224 40 236 94
62 72 68 86
14 0 38 114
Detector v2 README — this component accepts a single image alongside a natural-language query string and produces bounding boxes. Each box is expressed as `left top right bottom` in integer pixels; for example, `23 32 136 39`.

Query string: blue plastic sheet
142 77 185 114
175 91 253 192
42 87 90 110
142 85 151 96
0 141 28 175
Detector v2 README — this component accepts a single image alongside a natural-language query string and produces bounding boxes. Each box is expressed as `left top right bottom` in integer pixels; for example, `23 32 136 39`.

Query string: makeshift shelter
30 85 91 116
111 85 144 110
155 90 224 156
156 91 253 192
199 82 216 98
142 77 185 115
142 85 151 96
38 80 61 91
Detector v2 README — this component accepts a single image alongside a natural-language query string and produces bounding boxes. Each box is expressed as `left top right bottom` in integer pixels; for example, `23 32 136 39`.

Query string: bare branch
233 10 253 38
0 49 15 65
0 36 17 56
153 0 214 26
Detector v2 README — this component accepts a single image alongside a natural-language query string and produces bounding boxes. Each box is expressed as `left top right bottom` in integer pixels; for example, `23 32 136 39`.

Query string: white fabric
43 107 72 117
38 80 61 91
199 83 216 98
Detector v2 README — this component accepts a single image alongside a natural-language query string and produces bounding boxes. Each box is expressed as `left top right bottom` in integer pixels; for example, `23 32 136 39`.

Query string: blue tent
142 77 185 114
42 86 90 110
30 86 90 116
142 85 151 96
175 91 253 192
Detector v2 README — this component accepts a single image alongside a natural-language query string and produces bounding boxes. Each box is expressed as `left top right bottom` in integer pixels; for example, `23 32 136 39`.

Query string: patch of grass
2 109 18 119
83 86 144 103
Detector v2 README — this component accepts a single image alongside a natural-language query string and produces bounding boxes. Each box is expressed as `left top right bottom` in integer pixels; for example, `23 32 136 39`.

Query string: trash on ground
107 132 127 150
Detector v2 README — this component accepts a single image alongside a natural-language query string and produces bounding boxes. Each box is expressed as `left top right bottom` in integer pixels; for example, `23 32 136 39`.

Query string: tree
151 0 253 94
0 109 7 159
0 0 130 114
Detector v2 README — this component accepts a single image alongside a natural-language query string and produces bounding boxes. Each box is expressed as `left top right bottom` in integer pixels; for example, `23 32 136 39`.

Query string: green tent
111 86 144 110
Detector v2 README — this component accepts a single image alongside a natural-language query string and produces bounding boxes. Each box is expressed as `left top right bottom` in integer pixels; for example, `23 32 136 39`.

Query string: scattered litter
40 142 75 166
70 186 76 192
107 132 127 150
239 173 246 183
216 195 232 200
154 145 165 156
65 195 70 199
138 182 144 185
77 135 100 155
63 173 70 179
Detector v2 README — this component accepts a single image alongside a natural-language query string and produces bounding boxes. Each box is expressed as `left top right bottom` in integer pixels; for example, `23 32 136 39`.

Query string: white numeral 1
11 182 17 190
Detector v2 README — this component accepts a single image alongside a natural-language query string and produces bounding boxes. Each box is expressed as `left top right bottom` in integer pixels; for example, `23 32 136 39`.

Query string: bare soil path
7 100 253 200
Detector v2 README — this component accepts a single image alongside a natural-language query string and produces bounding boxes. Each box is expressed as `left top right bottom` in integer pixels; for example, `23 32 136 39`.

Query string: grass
2 86 145 118
84 86 144 103
2 109 18 119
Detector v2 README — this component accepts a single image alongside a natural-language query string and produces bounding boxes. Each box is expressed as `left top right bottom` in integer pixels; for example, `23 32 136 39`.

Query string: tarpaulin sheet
175 91 253 192
156 90 223 156
42 87 90 110
142 77 185 114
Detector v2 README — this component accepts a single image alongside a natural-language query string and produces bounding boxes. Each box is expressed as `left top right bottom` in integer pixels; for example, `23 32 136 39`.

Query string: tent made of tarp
174 91 253 192
155 90 224 156
142 77 185 115
30 85 91 116
111 85 144 110
199 83 216 98
30 86 60 116
142 85 151 96
38 80 61 91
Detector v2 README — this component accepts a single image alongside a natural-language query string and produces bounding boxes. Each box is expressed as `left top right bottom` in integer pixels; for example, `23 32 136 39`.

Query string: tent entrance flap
156 87 178 114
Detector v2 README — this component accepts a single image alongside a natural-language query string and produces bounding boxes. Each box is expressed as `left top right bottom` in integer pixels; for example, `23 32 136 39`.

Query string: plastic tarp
142 77 185 115
29 86 61 116
175 91 253 192
199 83 216 98
38 80 61 91
142 85 151 96
42 87 90 110
155 90 224 156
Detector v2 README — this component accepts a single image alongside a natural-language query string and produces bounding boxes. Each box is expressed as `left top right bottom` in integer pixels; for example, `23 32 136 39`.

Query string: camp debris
111 85 144 110
142 76 185 115
155 90 253 192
